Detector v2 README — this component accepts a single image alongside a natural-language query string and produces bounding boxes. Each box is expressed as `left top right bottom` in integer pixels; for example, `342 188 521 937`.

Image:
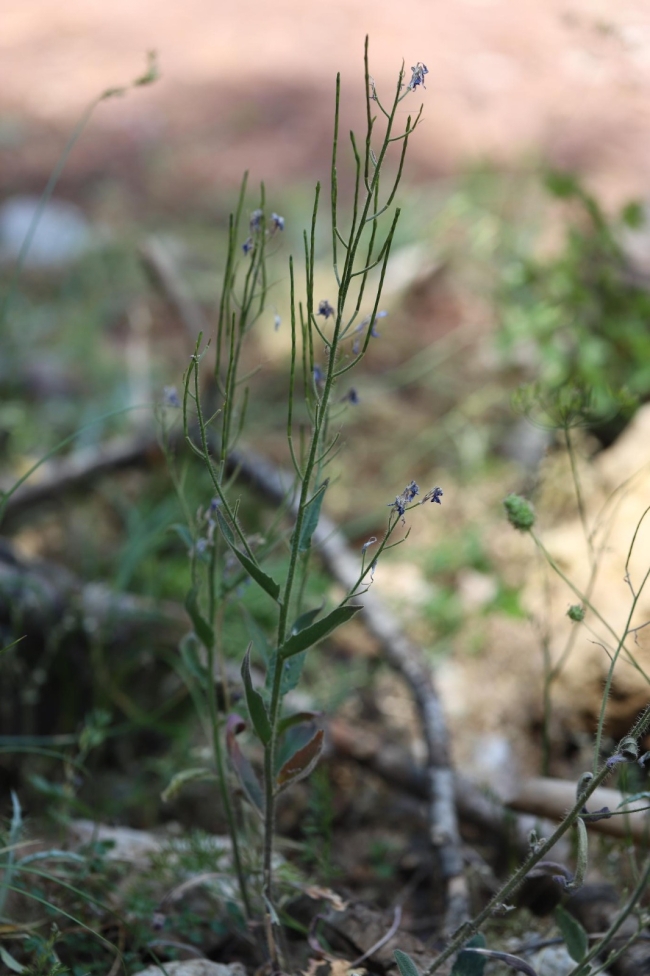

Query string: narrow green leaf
276 728 324 791
277 711 320 736
179 632 209 688
463 949 538 975
281 651 306 695
573 816 588 889
214 507 234 544
279 604 362 659
215 509 281 603
617 790 650 807
241 646 272 745
297 480 328 552
451 934 487 976
185 587 214 649
266 649 307 698
234 548 281 602
394 950 420 976
265 607 325 698
555 904 588 963
0 945 26 973
291 605 323 635
161 767 216 803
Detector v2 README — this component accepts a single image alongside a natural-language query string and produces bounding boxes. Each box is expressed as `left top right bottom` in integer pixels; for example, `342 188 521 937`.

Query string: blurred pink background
2 0 650 206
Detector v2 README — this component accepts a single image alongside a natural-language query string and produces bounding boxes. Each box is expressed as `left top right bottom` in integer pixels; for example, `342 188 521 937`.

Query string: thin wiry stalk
531 532 650 688
331 74 341 285
287 258 303 478
564 426 594 564
205 547 252 919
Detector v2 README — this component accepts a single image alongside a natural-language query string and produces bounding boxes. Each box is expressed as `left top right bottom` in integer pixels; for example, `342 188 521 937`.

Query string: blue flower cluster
422 486 444 505
388 480 420 519
407 62 428 91
242 209 285 254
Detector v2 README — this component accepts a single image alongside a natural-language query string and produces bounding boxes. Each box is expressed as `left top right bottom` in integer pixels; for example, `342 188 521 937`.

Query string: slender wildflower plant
173 39 443 966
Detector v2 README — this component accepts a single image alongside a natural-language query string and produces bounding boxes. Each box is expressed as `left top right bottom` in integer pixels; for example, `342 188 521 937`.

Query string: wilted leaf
304 885 348 911
162 767 215 803
225 714 264 814
276 729 324 791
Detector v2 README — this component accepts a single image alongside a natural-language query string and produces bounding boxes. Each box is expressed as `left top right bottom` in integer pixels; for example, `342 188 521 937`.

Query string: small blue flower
404 480 419 501
163 386 181 408
274 312 281 331
408 62 429 91
209 497 220 513
242 237 254 255
343 388 359 405
270 212 285 232
313 365 323 384
318 299 335 319
195 538 209 555
355 309 387 338
606 754 628 770
352 338 360 355
388 496 406 519
388 480 420 520
423 486 444 505
250 209 264 232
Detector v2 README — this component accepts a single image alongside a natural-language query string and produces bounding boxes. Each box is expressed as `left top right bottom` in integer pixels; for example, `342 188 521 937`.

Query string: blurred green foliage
499 171 650 437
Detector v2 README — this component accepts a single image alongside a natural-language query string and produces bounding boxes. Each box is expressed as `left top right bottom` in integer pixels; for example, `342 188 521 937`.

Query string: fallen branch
507 776 650 842
328 716 563 862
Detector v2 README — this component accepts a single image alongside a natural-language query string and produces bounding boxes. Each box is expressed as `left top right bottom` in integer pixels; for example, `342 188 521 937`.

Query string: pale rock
0 195 93 269
133 962 247 976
